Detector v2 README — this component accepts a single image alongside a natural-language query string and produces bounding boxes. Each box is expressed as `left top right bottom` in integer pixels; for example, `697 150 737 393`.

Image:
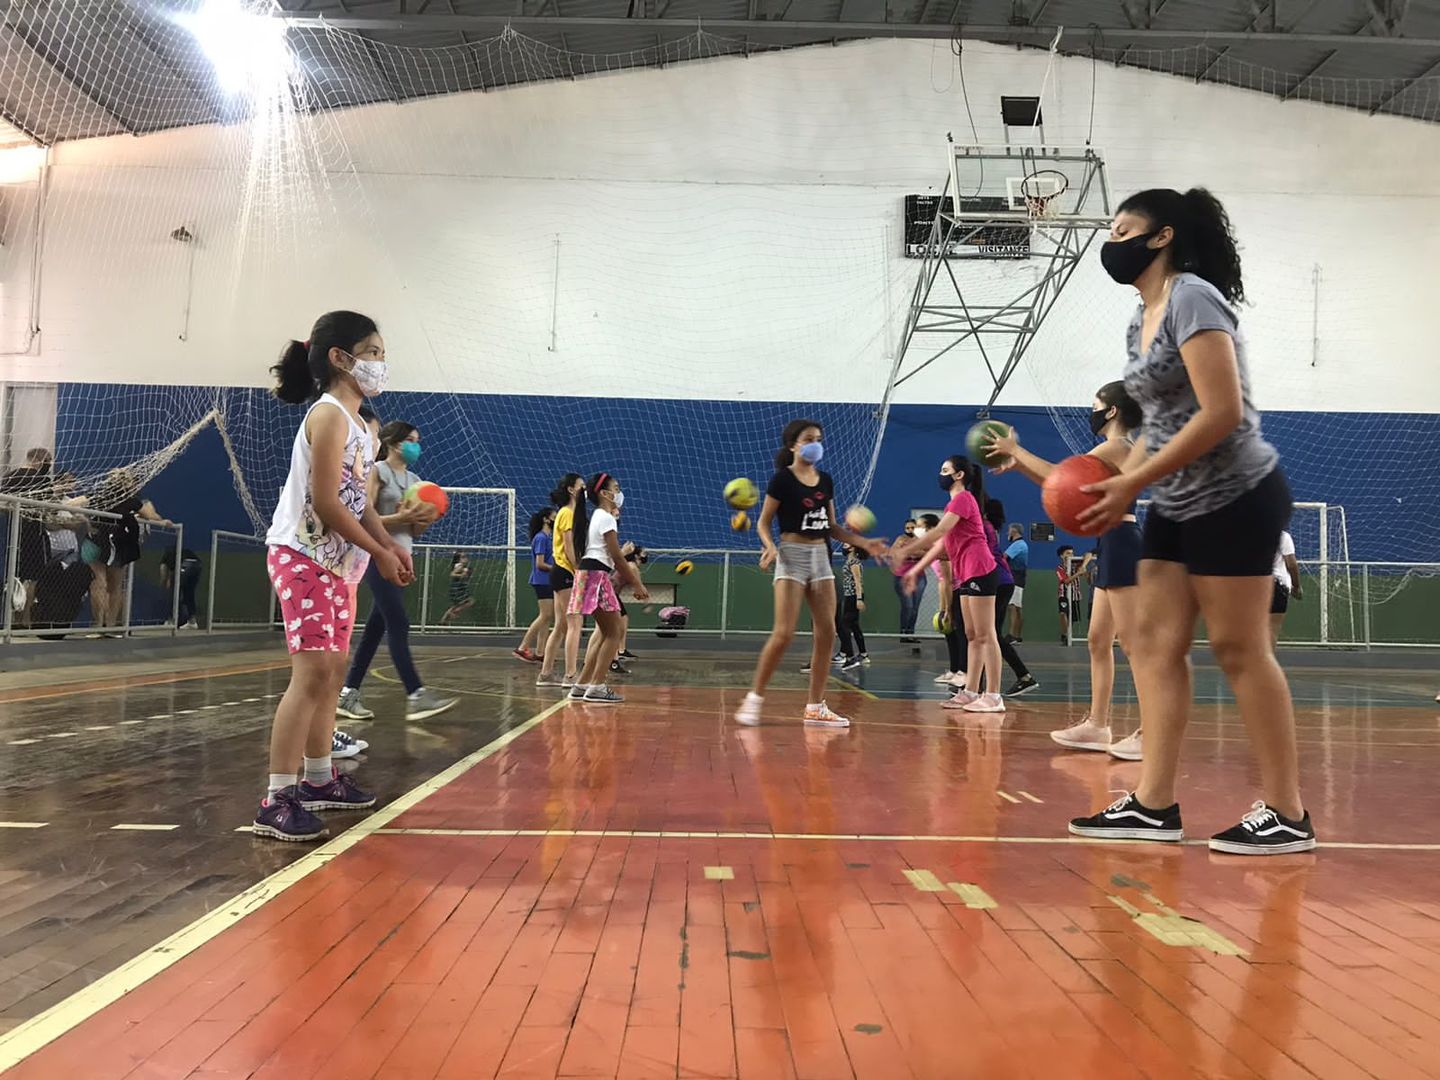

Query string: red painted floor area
7 684 1440 1079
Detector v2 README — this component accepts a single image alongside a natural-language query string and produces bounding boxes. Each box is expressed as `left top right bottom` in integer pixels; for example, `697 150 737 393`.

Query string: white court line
0 699 565 1073
0 822 48 829
109 824 180 832
7 739 39 746
372 827 1440 852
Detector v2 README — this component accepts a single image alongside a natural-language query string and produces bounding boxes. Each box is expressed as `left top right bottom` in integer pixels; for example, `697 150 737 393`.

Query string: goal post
1134 500 1352 644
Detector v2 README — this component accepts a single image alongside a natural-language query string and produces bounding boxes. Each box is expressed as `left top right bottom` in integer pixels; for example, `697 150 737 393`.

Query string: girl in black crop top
734 419 887 730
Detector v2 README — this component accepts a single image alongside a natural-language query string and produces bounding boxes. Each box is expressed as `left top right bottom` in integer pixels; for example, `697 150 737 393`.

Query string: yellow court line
830 675 878 701
371 827 1440 852
0 698 567 1073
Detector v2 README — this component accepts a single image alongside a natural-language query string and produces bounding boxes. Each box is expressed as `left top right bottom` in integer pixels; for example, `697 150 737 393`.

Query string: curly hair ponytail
1116 187 1245 303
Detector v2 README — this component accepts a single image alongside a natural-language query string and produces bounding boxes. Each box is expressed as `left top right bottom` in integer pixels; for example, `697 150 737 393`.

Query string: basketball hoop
1018 170 1069 221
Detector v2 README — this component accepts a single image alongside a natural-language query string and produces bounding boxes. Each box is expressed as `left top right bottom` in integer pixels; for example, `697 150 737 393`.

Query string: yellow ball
844 504 876 533
932 610 953 634
676 560 695 576
730 510 751 532
724 477 759 510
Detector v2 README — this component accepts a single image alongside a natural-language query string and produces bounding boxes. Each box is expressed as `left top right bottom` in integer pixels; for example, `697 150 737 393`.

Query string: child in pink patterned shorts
253 311 414 842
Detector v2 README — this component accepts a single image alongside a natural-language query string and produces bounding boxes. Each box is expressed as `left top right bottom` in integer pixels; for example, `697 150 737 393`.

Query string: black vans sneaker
1209 802 1316 855
1069 792 1183 843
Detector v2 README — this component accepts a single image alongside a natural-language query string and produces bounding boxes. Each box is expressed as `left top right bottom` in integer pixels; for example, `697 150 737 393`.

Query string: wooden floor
0 641 1438 1078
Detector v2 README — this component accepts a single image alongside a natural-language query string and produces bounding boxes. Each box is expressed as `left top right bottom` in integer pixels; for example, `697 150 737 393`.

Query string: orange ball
405 481 449 519
1041 455 1115 537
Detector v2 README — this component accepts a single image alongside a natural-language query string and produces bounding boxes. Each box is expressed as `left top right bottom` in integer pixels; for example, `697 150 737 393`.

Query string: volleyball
730 510 751 532
844 504 876 532
404 480 449 519
724 477 759 509
966 420 1011 467
932 610 953 634
676 560 695 576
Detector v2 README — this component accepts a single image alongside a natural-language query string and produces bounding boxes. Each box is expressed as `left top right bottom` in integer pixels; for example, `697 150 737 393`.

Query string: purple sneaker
253 787 327 842
298 768 376 812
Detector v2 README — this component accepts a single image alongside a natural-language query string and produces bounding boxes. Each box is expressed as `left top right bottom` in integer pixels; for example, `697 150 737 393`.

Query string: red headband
595 472 610 494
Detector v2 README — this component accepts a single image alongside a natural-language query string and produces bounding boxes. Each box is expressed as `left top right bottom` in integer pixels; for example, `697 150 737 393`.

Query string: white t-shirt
1271 530 1295 589
583 507 618 568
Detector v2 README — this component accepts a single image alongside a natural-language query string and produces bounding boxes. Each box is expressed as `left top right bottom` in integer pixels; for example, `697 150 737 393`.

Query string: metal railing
1 493 186 642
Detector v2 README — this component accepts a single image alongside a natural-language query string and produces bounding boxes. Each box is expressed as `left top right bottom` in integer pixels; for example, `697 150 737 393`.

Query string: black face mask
1089 407 1113 437
1100 231 1161 285
938 473 955 492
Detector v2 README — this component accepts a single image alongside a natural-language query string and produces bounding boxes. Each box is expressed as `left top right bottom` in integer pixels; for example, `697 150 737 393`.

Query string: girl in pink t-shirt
903 454 1004 713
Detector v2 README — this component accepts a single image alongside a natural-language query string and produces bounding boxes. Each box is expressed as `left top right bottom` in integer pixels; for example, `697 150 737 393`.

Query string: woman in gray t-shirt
1067 186 1314 857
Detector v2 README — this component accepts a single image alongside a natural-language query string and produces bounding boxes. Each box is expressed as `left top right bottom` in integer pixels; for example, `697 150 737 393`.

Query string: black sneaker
1069 793 1183 843
840 655 863 671
253 788 327 842
1208 802 1317 855
609 659 631 676
618 650 638 661
1006 674 1040 697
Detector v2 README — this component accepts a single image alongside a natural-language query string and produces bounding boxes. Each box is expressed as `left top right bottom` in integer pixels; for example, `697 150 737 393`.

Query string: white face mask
612 491 625 510
914 527 928 539
347 355 389 397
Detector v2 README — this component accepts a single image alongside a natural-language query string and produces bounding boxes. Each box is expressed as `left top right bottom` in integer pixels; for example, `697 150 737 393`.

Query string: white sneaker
735 692 763 727
963 692 1006 713
803 702 850 728
1109 730 1143 761
941 689 979 710
948 673 970 689
933 671 960 684
1050 717 1112 752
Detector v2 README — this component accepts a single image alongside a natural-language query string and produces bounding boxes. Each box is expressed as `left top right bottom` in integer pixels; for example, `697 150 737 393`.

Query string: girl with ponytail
536 473 586 688
1068 188 1314 856
901 455 1005 714
255 310 410 842
986 380 1143 757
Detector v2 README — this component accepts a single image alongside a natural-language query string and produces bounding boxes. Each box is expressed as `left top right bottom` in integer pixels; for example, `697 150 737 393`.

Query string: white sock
341 686 355 695
303 755 332 786
266 773 295 800
407 688 426 701
744 692 763 705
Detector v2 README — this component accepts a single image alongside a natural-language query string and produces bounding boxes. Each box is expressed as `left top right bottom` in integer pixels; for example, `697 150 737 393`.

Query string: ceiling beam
1280 47 1336 99
1368 51 1440 114
1 17 137 135
275 14 1440 49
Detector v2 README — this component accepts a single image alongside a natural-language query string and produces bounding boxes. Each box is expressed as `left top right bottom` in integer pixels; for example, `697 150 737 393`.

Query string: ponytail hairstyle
576 472 617 556
358 402 379 426
549 473 582 509
527 508 551 541
984 497 1006 532
272 310 379 405
1115 188 1244 303
774 418 824 470
1094 380 1142 431
942 453 985 509
376 421 417 463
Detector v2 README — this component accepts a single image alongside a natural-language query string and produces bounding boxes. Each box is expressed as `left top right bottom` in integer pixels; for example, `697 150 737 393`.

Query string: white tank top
265 394 374 579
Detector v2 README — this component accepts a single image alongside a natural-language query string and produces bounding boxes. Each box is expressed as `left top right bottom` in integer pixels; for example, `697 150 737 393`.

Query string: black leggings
835 596 866 658
944 587 1030 684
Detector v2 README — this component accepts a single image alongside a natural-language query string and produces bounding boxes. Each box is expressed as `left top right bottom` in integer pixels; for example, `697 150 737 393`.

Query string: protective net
1 1 1437 597
0 0 899 560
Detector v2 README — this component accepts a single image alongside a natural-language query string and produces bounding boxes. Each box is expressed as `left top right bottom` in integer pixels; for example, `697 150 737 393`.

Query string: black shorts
1095 521 1142 590
1142 468 1292 577
532 583 554 601
958 568 999 597
548 566 574 591
1270 581 1290 615
617 600 628 618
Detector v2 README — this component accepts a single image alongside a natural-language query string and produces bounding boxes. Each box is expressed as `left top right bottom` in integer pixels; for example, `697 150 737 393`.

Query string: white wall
2 36 1438 413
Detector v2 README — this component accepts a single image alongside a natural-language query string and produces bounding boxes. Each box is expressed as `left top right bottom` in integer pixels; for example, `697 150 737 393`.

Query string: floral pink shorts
567 568 621 616
268 546 354 655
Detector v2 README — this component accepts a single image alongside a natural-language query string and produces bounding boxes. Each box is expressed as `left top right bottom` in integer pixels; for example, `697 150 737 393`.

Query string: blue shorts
1095 521 1142 590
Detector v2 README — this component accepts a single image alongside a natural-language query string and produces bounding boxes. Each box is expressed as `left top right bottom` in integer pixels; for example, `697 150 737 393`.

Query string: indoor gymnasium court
1 1 1439 1077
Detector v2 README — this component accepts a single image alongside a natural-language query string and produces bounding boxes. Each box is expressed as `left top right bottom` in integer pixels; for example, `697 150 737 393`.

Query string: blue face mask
399 441 421 467
797 442 824 465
